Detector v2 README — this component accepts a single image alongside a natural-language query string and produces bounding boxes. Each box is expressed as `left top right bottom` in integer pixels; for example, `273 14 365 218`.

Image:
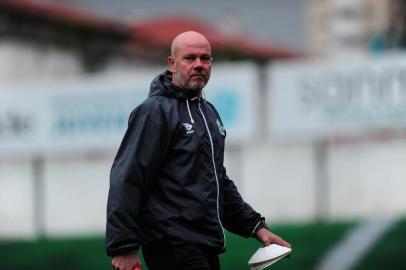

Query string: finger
134 259 142 270
276 238 291 248
111 260 118 270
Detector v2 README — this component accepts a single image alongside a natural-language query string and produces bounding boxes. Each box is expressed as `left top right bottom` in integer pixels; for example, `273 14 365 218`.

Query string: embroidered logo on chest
217 119 226 136
182 123 195 134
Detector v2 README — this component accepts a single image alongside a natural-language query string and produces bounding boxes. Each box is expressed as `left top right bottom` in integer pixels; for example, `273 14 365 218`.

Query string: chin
185 82 205 91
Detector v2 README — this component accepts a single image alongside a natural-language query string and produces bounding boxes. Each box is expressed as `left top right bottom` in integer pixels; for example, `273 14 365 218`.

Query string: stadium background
1 0 406 269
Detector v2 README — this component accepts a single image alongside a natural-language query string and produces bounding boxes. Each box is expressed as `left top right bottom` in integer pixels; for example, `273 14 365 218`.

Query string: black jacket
106 70 264 256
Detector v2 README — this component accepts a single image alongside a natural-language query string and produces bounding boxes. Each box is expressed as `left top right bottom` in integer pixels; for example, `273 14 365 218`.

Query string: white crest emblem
217 119 226 136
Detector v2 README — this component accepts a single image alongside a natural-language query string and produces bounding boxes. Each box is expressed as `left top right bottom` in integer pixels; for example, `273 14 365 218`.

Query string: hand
112 252 142 270
255 228 291 248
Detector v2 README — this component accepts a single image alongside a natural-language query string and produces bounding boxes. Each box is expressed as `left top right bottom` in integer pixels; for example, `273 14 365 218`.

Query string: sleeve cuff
251 218 268 237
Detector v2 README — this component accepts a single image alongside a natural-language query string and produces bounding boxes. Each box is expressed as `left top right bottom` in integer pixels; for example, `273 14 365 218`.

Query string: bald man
106 31 290 270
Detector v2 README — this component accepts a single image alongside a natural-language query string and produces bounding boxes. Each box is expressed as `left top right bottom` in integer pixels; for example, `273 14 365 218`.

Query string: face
168 41 212 91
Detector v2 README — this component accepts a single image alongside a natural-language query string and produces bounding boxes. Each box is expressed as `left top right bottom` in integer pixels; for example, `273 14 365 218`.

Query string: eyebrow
182 53 211 57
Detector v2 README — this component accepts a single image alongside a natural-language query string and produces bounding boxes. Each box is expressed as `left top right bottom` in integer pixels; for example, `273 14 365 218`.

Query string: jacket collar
148 70 203 100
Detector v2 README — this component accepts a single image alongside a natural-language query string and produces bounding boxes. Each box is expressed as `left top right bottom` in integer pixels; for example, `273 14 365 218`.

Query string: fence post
32 155 46 239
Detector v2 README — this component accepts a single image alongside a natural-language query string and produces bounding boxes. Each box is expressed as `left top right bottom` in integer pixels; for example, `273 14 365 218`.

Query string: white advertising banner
206 63 258 142
0 73 149 156
0 64 257 156
268 54 406 139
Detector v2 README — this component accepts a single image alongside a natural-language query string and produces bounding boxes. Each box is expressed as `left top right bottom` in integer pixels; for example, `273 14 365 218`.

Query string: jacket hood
149 70 202 100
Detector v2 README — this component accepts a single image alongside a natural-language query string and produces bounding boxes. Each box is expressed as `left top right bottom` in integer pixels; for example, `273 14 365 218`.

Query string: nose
195 66 203 73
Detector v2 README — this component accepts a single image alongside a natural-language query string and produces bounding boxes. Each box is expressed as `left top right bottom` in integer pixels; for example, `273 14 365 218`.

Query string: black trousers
142 242 220 270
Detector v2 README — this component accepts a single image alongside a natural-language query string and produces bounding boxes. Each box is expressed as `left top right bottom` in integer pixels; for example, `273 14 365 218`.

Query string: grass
220 221 355 270
0 236 111 270
0 221 356 270
351 217 406 270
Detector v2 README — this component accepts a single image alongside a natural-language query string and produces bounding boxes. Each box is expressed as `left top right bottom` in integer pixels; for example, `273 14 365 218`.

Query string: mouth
190 74 206 80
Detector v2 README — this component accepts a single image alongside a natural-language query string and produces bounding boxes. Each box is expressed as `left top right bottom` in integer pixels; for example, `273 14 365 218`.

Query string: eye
184 56 196 62
200 55 212 64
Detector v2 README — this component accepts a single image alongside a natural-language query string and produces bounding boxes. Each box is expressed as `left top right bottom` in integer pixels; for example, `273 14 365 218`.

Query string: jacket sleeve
106 102 170 257
222 167 265 238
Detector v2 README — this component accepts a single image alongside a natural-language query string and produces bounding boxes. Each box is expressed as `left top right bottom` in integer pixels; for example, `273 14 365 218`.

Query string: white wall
0 42 82 85
44 154 113 236
0 154 114 238
242 141 316 222
0 158 35 238
329 139 406 219
2 136 406 238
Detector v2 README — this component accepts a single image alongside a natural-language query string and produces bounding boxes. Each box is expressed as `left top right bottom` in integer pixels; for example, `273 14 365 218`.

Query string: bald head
168 31 212 92
171 31 211 57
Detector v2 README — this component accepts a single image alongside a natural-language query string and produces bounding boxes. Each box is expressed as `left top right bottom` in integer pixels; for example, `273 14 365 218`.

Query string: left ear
168 56 176 72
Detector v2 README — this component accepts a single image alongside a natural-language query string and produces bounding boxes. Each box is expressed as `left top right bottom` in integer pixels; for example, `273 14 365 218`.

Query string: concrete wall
0 42 82 84
1 137 406 238
329 139 406 219
240 137 406 223
0 154 113 238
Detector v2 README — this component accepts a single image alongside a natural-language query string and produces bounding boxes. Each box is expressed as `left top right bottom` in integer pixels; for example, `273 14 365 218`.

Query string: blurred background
1 0 406 269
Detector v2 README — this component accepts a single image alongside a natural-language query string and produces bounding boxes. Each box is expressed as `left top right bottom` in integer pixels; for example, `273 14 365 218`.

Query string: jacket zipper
198 101 226 250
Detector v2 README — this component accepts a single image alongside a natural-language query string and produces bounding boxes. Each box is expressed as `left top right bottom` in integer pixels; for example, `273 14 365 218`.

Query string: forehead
176 41 211 56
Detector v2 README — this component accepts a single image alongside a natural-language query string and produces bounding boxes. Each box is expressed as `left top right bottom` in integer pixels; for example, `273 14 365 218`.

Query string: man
106 31 290 270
